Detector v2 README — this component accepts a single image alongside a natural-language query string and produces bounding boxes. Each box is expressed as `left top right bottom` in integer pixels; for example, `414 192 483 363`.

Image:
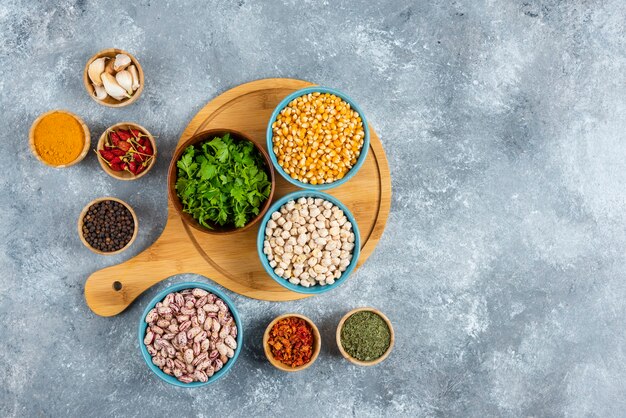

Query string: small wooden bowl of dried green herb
336 307 394 366
168 129 275 234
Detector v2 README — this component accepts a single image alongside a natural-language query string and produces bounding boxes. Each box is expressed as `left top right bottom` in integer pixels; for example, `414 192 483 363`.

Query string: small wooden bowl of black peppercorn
78 197 138 255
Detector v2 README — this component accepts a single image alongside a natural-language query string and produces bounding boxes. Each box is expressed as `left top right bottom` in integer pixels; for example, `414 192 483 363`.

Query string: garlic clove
104 57 115 75
113 53 131 72
92 83 108 100
115 70 133 95
129 65 140 91
101 72 131 101
88 57 106 86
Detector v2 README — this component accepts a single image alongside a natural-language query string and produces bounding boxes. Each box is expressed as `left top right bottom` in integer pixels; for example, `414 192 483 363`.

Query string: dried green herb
340 311 390 362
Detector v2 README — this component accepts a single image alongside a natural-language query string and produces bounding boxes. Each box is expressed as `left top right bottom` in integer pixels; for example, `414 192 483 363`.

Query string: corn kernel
271 92 365 184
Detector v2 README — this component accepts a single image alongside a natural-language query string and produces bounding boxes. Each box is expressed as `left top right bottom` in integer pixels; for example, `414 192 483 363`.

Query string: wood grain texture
84 78 391 317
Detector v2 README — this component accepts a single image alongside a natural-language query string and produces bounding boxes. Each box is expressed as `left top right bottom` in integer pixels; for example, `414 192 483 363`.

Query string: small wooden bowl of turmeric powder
29 110 90 168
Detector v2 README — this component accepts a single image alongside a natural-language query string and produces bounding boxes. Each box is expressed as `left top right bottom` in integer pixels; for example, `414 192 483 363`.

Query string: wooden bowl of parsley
168 129 275 234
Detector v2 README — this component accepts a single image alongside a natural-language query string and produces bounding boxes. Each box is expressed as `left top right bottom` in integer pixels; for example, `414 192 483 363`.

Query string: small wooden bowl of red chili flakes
263 313 321 372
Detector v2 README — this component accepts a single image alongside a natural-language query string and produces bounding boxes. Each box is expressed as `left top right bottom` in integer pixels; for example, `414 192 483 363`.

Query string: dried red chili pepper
117 129 132 141
135 164 146 175
98 127 154 175
109 131 121 146
117 141 131 152
99 149 115 161
267 317 314 368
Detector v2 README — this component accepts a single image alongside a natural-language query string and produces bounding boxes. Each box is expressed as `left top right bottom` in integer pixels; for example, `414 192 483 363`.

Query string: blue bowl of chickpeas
256 190 361 294
266 86 370 190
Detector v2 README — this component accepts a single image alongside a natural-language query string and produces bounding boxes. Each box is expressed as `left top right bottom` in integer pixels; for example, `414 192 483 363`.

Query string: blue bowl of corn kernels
257 190 361 294
266 86 370 190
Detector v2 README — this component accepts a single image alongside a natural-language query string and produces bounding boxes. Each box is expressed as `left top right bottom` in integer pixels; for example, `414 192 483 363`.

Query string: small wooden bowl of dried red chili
263 313 321 372
96 122 157 180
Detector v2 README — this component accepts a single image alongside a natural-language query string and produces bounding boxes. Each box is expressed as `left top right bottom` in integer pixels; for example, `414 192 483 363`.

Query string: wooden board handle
84 217 195 317
84 209 311 316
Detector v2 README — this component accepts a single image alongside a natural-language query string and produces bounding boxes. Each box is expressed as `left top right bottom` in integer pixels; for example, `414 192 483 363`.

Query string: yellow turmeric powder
33 112 85 166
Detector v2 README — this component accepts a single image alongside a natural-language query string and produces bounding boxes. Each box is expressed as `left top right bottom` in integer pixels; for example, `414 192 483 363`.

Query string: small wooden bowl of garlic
83 48 144 107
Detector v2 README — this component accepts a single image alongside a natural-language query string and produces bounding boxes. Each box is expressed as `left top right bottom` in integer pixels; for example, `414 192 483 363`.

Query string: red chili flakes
267 317 314 367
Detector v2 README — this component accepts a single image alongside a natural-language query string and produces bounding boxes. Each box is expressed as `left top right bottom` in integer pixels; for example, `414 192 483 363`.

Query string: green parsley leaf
175 134 271 229
198 162 217 180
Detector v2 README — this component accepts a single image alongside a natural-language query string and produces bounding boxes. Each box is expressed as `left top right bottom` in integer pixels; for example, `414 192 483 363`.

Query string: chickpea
263 199 354 287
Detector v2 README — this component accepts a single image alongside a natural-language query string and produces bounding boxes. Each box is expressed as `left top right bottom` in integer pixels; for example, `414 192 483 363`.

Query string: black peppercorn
82 200 134 252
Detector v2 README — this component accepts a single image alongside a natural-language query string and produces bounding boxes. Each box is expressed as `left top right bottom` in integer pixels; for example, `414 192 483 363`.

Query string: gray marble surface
2 0 626 416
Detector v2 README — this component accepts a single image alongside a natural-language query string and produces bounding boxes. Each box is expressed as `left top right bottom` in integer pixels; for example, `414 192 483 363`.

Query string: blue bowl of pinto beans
256 190 361 294
138 281 243 387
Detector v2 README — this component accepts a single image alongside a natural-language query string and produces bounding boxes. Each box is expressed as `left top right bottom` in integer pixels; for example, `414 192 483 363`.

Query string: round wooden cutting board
84 78 391 316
